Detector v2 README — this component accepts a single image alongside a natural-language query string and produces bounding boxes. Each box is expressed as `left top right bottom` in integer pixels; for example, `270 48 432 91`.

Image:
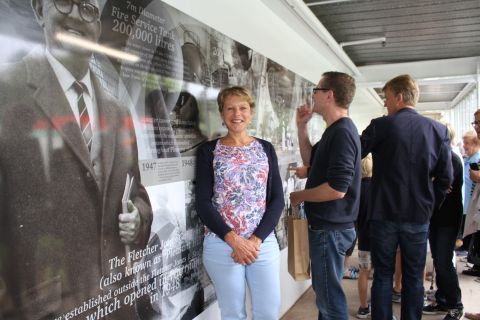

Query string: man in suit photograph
0 0 152 318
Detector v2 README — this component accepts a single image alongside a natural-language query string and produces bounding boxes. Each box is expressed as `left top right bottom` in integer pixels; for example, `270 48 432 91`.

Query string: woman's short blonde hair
439 121 456 146
217 86 255 113
362 153 373 178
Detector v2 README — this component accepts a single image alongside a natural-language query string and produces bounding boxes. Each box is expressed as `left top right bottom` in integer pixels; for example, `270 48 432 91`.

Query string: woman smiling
195 86 284 319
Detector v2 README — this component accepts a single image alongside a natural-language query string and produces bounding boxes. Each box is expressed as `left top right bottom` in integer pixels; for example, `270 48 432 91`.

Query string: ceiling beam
416 101 451 111
358 57 480 83
357 74 477 89
451 82 476 107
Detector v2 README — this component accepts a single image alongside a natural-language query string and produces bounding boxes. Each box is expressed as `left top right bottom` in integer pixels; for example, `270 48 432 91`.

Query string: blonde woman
356 153 373 318
195 86 284 319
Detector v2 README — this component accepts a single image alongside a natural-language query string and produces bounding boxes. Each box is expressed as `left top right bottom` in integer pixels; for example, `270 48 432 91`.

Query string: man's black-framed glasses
53 0 100 23
471 121 480 127
313 87 330 94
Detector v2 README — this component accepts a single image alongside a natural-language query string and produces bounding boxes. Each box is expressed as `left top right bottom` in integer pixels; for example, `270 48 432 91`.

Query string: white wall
161 1 382 318
163 0 384 133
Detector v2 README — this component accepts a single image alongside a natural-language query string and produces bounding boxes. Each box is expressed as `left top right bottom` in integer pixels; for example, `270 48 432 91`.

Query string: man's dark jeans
370 220 428 320
309 227 356 320
429 225 463 309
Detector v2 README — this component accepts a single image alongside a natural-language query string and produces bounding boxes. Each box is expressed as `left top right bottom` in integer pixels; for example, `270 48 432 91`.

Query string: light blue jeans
203 234 280 320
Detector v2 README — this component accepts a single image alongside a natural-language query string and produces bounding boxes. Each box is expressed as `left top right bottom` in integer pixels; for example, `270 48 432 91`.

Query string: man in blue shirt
462 132 480 213
459 132 480 250
290 71 361 320
361 74 453 320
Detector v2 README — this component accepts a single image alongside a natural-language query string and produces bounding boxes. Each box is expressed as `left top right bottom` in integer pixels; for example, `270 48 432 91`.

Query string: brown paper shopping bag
287 215 311 280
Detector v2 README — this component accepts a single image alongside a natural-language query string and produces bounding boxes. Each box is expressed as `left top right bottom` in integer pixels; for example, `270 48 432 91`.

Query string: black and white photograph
0 1 311 319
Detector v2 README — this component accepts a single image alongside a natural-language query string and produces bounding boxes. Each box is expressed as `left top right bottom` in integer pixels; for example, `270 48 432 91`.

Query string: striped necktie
72 81 93 151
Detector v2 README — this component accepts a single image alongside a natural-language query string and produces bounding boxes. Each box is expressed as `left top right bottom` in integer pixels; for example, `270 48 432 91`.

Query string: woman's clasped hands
224 231 261 265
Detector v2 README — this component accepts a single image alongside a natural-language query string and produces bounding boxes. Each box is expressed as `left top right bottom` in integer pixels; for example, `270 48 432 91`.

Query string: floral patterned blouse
208 139 269 238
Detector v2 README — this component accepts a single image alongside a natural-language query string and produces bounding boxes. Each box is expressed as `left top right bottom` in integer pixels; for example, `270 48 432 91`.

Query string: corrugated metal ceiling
303 0 480 110
305 0 480 66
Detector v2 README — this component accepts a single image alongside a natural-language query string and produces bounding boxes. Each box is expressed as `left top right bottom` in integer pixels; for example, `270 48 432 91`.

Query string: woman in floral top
195 86 284 319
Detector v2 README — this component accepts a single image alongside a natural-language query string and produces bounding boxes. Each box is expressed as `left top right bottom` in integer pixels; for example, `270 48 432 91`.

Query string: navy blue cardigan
194 138 285 241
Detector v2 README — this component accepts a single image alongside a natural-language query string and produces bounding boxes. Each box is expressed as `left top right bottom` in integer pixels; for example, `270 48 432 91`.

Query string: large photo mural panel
0 1 312 319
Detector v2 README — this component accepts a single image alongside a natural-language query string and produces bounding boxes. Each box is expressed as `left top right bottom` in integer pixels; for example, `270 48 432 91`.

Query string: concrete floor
281 250 480 319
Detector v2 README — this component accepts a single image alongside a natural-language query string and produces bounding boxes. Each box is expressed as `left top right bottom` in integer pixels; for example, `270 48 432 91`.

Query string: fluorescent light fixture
340 37 386 47
306 0 354 6
56 32 140 62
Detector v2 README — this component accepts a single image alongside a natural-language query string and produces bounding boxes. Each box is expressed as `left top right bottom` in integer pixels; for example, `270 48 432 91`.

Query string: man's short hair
321 71 356 109
382 74 419 106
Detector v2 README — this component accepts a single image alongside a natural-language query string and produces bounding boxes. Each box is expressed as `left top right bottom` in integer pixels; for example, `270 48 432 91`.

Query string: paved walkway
282 250 480 319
